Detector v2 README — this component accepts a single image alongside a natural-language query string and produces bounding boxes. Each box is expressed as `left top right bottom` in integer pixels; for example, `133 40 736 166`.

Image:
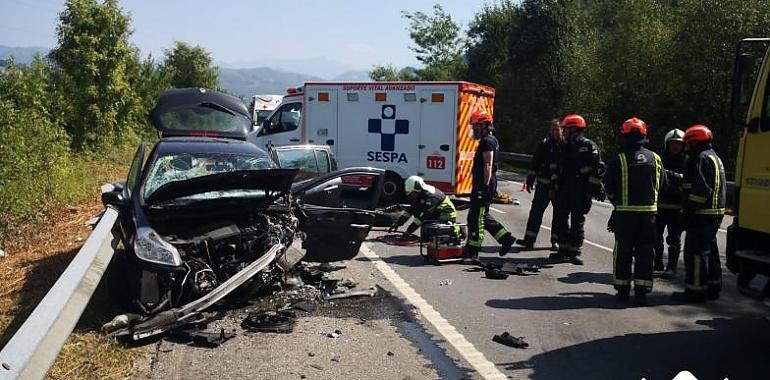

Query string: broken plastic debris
241 311 295 333
492 332 528 349
513 199 521 206
439 279 452 286
326 329 342 338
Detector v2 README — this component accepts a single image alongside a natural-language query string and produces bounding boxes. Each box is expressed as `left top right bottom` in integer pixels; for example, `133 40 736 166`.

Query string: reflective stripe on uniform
616 152 657 212
588 177 602 185
413 218 422 226
468 204 487 247
688 194 707 203
682 183 692 189
494 229 508 240
613 279 631 286
634 279 653 288
708 155 721 211
695 208 725 215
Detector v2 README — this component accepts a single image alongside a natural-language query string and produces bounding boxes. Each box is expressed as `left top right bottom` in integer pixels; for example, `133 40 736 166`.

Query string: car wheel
381 172 404 204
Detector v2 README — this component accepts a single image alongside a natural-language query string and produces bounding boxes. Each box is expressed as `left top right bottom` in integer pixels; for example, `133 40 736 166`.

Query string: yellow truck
727 38 770 297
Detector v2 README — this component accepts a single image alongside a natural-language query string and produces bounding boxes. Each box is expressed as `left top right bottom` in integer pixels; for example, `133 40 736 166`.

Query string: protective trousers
683 215 723 296
655 208 683 270
405 198 460 237
523 184 556 244
553 189 591 256
612 212 657 294
465 190 511 257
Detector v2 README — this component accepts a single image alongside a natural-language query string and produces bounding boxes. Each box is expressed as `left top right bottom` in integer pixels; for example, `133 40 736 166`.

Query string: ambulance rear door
336 84 420 177
305 86 339 153
418 86 457 193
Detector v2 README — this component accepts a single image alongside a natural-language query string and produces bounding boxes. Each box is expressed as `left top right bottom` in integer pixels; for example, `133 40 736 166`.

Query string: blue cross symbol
368 105 409 151
265 140 274 151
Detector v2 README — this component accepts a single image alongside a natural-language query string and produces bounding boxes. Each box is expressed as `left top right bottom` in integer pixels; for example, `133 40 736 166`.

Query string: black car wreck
100 88 385 340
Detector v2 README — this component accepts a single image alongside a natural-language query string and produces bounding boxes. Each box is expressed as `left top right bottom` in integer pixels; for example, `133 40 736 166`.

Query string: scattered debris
512 199 521 206
485 268 509 280
387 351 395 356
326 329 343 338
0 249 5 258
309 364 324 371
289 300 318 313
439 279 452 286
374 234 421 246
167 328 235 348
492 332 528 349
318 263 346 272
330 355 341 363
241 311 296 333
323 288 378 300
308 352 315 357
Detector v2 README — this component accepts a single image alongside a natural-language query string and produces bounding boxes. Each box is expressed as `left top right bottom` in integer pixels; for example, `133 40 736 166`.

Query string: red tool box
419 222 466 263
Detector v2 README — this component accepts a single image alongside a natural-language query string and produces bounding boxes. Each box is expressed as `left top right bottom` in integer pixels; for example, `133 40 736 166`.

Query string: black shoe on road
548 251 564 261
634 293 648 307
567 256 584 265
671 290 706 304
499 236 516 257
515 238 534 250
615 290 630 302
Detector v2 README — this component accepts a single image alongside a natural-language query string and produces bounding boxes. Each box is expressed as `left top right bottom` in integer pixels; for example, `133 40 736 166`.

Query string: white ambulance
247 81 496 200
250 94 283 126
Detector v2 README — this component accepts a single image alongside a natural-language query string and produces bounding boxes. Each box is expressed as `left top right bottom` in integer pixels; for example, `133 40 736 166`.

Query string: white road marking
540 225 614 253
490 207 507 214
360 244 508 380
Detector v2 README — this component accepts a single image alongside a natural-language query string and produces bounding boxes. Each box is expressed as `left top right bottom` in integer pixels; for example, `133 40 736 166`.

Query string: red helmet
471 109 493 124
683 124 713 143
620 117 648 137
560 114 586 129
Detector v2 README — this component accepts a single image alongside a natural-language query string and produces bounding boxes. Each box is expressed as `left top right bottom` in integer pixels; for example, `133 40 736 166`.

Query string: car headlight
134 227 182 267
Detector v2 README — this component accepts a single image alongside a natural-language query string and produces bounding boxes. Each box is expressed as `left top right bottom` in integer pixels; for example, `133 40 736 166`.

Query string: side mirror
101 190 126 207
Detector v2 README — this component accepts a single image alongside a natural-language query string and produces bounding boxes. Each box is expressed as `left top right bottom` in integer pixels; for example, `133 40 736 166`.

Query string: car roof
153 137 270 157
149 88 252 140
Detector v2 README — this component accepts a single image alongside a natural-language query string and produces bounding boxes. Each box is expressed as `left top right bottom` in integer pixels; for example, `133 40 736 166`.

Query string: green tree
369 65 421 81
402 4 466 80
163 41 219 89
50 0 140 150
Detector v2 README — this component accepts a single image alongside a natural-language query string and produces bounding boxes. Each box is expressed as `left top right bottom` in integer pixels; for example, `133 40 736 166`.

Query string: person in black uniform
517 119 562 250
605 117 666 306
656 129 686 279
551 114 605 265
672 125 726 303
463 109 516 262
389 175 460 239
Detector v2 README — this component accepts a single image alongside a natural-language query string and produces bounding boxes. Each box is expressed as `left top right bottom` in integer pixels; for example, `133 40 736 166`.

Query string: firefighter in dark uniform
517 119 562 250
656 129 686 279
672 125 726 303
463 109 516 262
552 114 605 265
389 175 460 239
605 117 665 306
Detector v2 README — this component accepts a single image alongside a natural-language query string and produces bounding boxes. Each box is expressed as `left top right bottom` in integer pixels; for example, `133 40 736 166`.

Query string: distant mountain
333 70 372 81
0 45 49 64
218 67 323 98
219 57 357 80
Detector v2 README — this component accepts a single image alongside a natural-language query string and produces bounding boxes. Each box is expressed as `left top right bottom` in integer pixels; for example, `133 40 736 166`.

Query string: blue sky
0 0 487 73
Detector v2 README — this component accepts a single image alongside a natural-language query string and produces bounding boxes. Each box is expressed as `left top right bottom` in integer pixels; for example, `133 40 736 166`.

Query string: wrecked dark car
100 88 385 340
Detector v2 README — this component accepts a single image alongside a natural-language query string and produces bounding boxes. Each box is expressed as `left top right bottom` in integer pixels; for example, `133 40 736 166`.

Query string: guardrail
497 151 736 208
0 207 119 380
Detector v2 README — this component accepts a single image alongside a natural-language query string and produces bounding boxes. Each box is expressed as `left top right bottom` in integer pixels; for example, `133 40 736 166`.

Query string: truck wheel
381 173 404 204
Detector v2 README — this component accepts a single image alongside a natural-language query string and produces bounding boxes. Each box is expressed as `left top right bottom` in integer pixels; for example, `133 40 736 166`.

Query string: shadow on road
486 291 683 310
557 272 613 285
498 318 770 380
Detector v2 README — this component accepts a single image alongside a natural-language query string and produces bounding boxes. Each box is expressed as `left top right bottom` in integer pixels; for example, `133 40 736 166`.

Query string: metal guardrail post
0 207 119 380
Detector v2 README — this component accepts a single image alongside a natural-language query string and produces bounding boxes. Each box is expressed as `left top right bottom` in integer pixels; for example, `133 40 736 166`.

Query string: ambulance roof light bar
286 86 304 95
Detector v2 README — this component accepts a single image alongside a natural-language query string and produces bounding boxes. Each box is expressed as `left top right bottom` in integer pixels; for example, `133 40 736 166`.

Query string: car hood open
144 168 298 205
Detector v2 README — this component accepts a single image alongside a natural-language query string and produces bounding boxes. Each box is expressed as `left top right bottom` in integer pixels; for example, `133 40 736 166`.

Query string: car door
252 102 303 150
292 168 385 262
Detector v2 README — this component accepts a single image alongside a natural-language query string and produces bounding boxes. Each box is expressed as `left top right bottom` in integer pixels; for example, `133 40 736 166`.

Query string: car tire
381 172 404 204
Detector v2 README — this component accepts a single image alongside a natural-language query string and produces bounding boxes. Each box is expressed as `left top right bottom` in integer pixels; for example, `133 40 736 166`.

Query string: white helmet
404 175 435 195
664 129 685 147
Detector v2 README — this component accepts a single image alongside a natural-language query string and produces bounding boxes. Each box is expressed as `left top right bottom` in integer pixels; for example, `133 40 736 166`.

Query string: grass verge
0 147 141 379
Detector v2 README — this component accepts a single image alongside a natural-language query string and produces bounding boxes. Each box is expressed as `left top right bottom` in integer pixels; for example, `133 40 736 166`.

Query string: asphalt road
363 171 770 380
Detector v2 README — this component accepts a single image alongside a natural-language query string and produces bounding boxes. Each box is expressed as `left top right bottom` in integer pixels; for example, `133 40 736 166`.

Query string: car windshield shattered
156 103 252 135
143 152 275 201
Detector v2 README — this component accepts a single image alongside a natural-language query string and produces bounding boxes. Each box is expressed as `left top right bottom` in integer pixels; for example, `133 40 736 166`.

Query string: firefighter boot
615 286 630 302
499 235 516 257
634 292 648 307
707 285 720 301
515 238 534 250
